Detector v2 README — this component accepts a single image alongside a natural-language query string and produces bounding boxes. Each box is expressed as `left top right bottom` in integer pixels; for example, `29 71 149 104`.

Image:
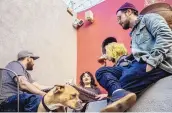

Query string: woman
76 72 107 112
105 42 127 64
79 71 107 102
98 42 128 66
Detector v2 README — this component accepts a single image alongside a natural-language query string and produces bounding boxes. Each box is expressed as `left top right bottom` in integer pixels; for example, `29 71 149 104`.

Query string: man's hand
95 94 108 100
98 54 107 66
146 64 153 72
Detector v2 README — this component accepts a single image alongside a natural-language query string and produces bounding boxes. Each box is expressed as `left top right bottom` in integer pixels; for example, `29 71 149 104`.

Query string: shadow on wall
0 0 77 85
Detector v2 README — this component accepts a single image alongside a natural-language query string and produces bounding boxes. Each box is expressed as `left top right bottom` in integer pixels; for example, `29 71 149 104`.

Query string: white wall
0 0 77 85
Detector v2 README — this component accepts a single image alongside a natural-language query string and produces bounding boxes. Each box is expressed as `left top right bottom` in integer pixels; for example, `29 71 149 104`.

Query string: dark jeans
96 60 170 96
0 92 42 112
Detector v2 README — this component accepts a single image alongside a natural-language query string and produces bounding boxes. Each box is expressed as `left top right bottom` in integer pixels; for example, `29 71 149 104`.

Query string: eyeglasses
117 11 127 23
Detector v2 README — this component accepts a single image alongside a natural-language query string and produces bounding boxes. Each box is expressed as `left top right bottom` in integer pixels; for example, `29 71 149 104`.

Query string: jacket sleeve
143 13 172 68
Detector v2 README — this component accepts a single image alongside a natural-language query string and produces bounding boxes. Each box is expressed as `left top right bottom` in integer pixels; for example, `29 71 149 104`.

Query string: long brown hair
80 71 97 88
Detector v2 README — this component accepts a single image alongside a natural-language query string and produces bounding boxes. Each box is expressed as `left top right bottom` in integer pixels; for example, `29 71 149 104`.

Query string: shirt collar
18 61 26 69
129 15 143 36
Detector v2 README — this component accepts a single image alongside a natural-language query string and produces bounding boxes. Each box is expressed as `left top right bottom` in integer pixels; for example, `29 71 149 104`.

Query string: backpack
140 2 172 29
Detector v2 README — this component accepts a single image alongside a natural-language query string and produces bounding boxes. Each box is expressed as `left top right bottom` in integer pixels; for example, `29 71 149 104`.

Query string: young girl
79 71 107 102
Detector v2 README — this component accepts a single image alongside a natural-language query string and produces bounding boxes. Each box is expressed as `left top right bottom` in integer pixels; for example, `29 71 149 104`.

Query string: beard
122 19 130 30
26 62 34 70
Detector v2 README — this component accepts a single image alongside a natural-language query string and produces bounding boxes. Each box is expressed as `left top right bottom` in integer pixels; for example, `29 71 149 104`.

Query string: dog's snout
74 98 83 110
78 99 82 104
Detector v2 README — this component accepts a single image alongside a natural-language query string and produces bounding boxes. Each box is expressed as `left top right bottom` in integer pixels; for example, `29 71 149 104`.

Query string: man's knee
96 66 110 80
30 94 42 104
33 95 42 108
24 94 42 112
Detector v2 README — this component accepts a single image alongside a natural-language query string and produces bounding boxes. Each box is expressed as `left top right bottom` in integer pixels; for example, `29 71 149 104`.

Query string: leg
95 66 125 95
22 93 42 112
99 61 145 112
120 61 169 95
96 66 136 112
101 61 169 112
0 95 23 112
1 93 42 112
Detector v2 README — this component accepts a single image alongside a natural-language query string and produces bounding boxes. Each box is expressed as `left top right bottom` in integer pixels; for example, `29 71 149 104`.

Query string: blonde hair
105 42 127 63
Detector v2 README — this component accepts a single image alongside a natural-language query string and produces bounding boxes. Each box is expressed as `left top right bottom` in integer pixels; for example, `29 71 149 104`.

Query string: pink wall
77 0 172 92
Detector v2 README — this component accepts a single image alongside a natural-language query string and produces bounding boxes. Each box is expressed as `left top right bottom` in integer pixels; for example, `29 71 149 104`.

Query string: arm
32 82 53 90
96 87 101 94
95 94 108 100
15 76 46 96
6 61 46 96
144 13 172 68
95 87 108 100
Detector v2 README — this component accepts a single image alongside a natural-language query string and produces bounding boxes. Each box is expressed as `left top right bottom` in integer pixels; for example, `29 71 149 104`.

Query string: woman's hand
95 94 108 100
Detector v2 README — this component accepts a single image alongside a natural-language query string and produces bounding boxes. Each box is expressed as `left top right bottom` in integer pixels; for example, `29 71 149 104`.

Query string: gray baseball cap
17 50 39 60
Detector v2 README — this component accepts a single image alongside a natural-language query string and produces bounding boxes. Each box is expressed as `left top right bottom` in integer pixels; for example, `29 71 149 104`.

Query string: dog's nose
77 99 82 106
78 99 82 103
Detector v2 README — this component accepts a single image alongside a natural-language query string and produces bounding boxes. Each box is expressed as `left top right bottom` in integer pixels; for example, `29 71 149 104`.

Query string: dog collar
42 95 52 112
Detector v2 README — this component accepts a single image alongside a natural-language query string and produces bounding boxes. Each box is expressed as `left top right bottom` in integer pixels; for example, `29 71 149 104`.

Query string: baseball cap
116 2 138 14
17 50 39 60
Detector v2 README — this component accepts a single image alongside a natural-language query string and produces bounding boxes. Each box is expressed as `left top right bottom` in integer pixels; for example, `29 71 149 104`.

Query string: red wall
77 0 172 92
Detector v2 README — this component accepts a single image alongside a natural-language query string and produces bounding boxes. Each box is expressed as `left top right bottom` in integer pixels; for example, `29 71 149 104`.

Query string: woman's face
82 73 91 85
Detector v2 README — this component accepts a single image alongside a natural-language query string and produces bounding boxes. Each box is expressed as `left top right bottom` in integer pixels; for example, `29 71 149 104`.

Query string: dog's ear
53 85 65 94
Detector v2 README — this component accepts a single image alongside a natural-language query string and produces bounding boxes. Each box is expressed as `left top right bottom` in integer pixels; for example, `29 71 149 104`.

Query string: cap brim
116 8 138 14
31 56 39 60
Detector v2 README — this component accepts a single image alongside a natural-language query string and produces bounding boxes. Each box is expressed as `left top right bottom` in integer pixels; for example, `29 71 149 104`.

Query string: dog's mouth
68 104 83 111
73 106 83 111
76 104 84 111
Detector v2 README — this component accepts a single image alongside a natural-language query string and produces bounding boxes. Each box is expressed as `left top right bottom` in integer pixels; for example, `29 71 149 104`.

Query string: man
98 37 117 65
0 50 52 112
101 37 117 55
96 2 172 112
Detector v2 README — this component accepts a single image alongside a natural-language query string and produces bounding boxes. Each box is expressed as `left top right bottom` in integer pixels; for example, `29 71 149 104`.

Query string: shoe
101 89 136 112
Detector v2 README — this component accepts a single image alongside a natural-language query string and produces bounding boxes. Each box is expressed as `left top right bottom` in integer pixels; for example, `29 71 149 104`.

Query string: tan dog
37 85 82 112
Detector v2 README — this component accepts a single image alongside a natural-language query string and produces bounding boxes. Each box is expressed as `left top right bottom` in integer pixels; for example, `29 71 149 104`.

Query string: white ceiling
63 0 105 12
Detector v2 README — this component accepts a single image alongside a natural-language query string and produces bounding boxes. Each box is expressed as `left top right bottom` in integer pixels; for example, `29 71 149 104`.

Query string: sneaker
101 89 136 112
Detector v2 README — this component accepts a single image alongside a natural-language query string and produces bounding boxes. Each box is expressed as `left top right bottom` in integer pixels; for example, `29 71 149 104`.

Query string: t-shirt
0 61 34 103
84 87 101 95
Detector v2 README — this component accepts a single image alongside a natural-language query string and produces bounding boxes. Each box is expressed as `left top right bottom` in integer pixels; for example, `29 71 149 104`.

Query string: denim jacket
130 13 172 74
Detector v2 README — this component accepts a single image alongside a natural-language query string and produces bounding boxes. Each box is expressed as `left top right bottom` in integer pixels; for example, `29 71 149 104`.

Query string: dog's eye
71 94 76 98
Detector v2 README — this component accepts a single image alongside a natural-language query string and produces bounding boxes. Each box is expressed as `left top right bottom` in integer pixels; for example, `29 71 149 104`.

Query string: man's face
26 57 34 70
116 10 130 30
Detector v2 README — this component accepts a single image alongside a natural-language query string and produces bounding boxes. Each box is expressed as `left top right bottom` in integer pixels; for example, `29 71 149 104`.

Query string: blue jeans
96 60 169 96
0 93 42 112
